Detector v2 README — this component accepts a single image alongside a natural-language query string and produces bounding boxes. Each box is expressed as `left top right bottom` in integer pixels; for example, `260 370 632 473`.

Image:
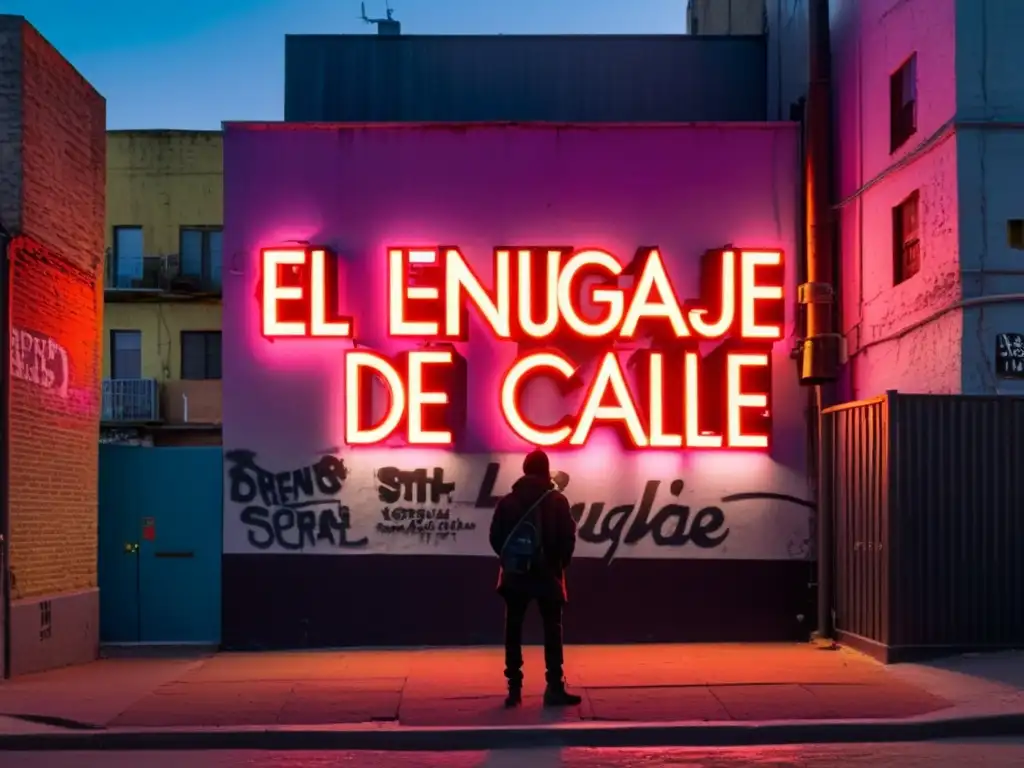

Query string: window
181 331 222 380
890 54 917 152
1007 219 1024 250
179 227 223 290
112 227 144 289
110 330 142 379
893 191 921 284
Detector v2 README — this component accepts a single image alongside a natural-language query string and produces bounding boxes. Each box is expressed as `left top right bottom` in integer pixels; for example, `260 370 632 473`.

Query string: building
220 120 805 648
199 28 815 650
103 130 223 445
767 0 1024 398
285 33 770 122
687 0 765 35
0 16 105 676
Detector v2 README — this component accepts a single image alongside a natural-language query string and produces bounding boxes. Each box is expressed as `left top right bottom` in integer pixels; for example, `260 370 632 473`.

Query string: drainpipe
800 0 842 641
0 224 11 679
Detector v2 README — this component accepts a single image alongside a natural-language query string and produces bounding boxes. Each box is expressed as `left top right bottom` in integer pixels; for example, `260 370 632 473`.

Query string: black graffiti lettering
376 503 476 545
376 466 455 504
621 481 661 544
689 506 729 548
226 450 261 504
314 455 347 495
260 472 281 508
226 450 348 507
239 502 367 550
271 508 302 550
240 505 274 549
475 462 502 508
569 478 732 562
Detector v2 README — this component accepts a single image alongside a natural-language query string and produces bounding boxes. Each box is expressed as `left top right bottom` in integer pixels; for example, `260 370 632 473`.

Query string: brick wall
8 237 101 599
19 22 105 276
1 18 104 602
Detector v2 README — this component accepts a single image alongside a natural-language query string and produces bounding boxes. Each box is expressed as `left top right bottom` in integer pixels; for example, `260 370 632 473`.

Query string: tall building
0 15 105 675
769 0 1024 398
103 130 223 446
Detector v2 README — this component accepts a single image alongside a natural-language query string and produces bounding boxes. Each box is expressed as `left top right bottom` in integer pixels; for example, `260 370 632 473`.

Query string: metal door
99 445 222 644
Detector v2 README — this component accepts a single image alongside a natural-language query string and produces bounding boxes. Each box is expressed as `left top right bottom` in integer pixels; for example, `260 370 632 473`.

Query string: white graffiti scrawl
10 327 69 399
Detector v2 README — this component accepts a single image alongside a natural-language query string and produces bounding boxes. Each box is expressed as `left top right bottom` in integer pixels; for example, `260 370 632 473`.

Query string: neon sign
259 246 785 451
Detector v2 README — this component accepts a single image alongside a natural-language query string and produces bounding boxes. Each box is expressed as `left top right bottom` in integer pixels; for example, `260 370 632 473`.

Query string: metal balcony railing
101 378 160 422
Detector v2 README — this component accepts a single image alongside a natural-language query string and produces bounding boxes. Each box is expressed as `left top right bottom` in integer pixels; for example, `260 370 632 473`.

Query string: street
3 741 1024 767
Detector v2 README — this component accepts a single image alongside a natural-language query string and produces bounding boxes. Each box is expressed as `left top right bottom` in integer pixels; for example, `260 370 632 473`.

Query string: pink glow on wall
223 123 803 461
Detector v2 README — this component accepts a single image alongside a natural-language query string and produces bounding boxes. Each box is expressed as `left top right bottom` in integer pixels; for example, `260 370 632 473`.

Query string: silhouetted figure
489 449 582 708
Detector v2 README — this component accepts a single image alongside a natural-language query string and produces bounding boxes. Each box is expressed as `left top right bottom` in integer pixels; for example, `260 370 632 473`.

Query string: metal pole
815 385 835 639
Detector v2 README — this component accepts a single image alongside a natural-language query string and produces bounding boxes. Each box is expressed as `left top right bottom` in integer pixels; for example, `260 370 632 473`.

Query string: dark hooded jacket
489 474 577 602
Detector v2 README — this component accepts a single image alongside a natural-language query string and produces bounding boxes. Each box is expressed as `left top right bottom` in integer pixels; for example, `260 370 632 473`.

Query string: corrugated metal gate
821 392 1024 661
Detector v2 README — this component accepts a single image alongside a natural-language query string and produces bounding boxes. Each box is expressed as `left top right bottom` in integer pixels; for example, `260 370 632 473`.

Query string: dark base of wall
9 587 99 676
222 555 815 649
837 629 1024 664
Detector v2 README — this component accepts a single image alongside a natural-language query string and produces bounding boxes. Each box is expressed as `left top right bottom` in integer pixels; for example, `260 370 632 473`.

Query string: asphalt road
3 741 1024 767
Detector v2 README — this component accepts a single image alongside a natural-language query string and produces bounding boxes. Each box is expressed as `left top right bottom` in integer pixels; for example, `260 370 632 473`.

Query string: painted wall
0 16 104 675
770 0 964 399
220 122 812 646
106 130 223 256
104 130 223 384
103 302 221 381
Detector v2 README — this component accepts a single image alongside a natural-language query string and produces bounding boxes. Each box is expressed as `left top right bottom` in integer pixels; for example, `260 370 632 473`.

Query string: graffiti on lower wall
10 327 68 398
224 449 815 560
226 449 369 551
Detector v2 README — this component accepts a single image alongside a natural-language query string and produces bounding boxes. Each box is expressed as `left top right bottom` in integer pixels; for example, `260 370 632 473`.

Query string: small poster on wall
995 333 1024 379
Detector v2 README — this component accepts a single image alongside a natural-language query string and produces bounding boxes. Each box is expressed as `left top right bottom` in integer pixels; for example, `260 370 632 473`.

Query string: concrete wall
831 0 961 399
770 0 965 399
0 16 104 675
106 131 222 258
220 122 812 648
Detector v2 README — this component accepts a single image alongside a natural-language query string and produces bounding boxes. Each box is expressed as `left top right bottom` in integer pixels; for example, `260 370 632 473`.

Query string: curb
2 713 1024 752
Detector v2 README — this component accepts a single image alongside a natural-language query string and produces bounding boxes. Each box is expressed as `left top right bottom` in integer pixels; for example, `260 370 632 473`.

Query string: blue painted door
99 445 223 644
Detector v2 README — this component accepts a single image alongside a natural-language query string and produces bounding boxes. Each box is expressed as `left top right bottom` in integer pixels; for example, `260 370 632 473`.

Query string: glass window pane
114 227 144 288
180 229 204 277
208 230 223 289
181 332 206 379
111 331 142 378
207 332 222 379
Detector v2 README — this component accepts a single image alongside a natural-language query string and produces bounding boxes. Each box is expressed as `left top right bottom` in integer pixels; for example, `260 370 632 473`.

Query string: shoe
505 686 522 708
543 684 582 707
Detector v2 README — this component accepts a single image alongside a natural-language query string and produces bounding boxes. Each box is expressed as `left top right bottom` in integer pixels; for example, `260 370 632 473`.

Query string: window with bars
893 190 921 285
890 53 917 152
181 331 222 380
179 227 223 291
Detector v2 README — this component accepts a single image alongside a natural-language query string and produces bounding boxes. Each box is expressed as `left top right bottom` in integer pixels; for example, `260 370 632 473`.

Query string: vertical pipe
804 0 840 639
0 228 11 678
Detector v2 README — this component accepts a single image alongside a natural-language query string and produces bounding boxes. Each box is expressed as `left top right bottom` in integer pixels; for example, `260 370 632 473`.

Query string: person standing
489 449 582 708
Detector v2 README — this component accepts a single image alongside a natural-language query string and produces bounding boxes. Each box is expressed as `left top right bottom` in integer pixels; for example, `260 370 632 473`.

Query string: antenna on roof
360 2 401 35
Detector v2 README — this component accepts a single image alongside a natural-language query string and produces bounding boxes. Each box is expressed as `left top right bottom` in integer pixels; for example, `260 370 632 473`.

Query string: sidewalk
0 644 1022 750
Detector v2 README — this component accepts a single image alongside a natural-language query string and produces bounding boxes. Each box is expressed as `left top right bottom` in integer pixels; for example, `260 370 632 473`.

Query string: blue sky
12 0 687 130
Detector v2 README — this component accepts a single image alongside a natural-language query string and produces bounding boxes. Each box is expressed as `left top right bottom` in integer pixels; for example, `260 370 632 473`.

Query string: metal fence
822 391 1024 661
101 378 160 422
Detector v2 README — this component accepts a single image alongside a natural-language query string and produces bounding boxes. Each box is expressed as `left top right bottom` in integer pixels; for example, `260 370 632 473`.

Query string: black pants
503 594 564 687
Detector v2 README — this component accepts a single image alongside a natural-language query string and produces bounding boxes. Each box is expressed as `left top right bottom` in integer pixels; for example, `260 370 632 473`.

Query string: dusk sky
13 0 688 130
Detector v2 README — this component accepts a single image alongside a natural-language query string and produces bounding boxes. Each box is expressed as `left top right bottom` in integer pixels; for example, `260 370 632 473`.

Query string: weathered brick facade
0 16 104 675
